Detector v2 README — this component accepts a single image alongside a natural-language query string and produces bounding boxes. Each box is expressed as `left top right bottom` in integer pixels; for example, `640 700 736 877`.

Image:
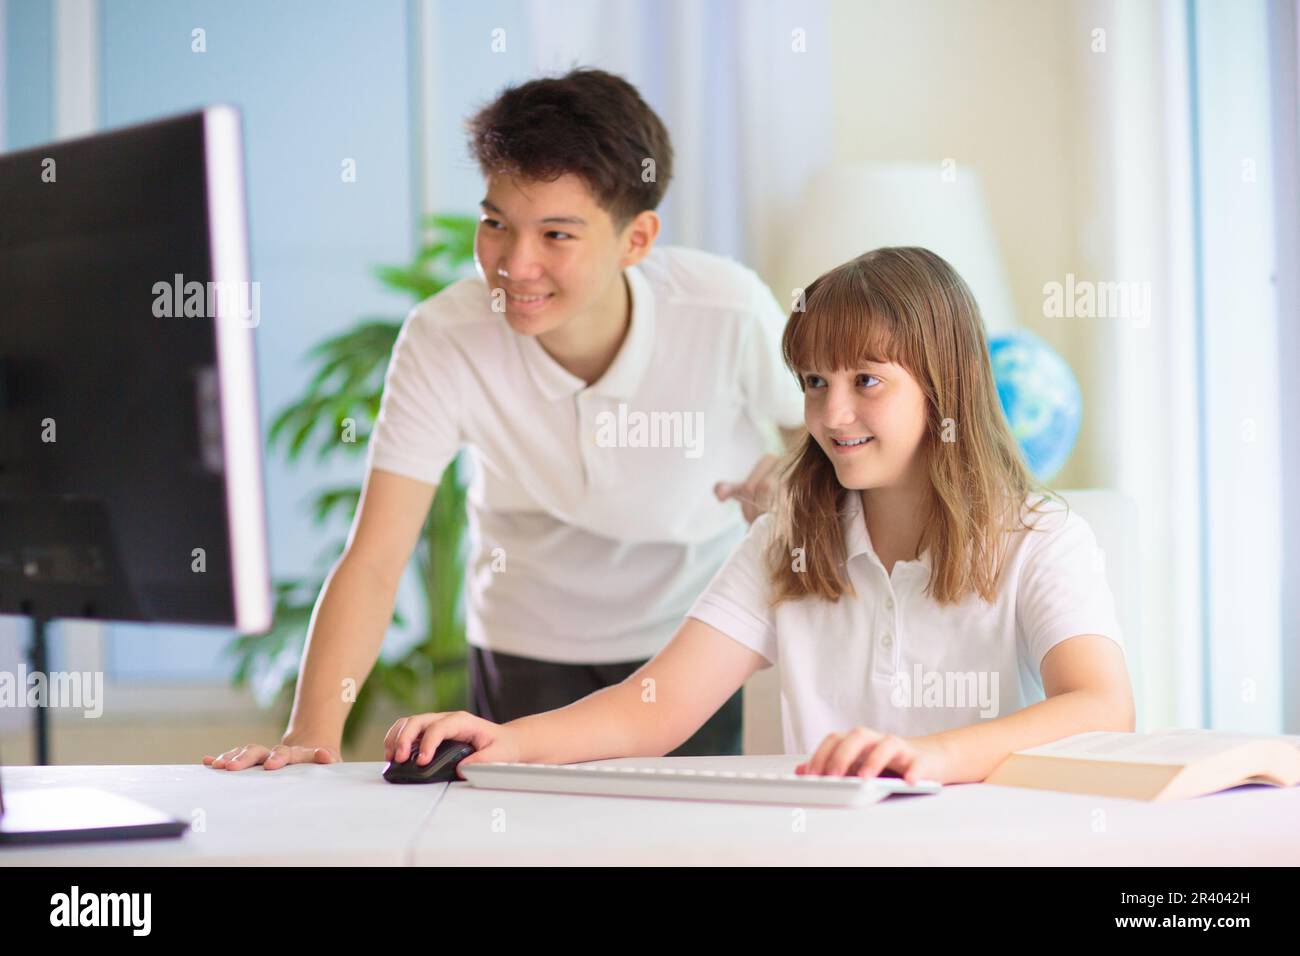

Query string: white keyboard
460 762 942 808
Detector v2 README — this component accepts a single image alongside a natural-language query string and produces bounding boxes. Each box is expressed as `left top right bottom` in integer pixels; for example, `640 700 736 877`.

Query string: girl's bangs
782 263 905 376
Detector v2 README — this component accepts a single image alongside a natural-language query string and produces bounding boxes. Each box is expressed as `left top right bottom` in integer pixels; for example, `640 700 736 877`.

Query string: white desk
3 756 1298 866
0 762 439 866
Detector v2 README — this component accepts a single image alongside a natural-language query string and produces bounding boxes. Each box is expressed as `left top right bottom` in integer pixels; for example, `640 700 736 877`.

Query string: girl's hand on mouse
794 728 953 784
384 711 522 777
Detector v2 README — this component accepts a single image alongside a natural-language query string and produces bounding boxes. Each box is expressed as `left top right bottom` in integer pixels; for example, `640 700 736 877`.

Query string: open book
984 729 1300 801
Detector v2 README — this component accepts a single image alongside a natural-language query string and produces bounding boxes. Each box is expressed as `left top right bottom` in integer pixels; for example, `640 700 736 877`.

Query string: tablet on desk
0 786 189 846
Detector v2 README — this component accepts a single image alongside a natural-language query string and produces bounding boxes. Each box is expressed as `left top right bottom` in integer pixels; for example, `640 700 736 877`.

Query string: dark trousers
467 645 744 756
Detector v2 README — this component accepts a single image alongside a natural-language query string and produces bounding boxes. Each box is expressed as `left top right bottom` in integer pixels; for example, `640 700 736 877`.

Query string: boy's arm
207 468 437 770
917 634 1135 784
715 427 805 522
284 470 435 738
719 268 805 514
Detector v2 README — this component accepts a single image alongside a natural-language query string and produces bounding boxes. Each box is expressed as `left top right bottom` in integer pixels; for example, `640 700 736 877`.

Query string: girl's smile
830 435 875 454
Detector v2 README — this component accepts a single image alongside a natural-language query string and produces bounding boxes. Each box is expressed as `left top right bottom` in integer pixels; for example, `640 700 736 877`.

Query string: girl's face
800 362 930 491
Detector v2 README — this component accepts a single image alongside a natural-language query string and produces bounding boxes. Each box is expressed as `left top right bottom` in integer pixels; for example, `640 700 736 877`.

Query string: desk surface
3 756 1298 866
0 762 439 866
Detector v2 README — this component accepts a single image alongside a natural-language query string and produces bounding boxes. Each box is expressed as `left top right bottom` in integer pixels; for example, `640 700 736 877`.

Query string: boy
204 67 801 772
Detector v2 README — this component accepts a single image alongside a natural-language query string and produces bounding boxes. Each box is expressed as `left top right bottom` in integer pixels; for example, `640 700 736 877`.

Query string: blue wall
423 0 531 215
3 0 417 679
4 0 53 150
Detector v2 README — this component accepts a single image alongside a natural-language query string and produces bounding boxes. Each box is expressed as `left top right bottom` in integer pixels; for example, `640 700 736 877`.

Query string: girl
383 247 1134 785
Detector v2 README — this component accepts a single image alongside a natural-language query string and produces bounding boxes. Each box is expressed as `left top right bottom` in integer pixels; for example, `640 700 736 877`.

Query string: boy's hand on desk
794 728 952 785
203 741 342 771
714 453 781 524
385 711 522 777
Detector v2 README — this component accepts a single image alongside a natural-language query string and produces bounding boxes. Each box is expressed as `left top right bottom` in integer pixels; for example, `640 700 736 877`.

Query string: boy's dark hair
466 67 673 227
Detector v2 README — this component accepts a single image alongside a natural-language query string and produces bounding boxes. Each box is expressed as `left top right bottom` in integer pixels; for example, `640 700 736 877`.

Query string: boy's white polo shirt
365 245 804 664
687 491 1126 753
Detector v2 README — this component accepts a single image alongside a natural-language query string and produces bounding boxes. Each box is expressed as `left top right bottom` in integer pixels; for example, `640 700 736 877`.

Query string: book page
1014 729 1288 764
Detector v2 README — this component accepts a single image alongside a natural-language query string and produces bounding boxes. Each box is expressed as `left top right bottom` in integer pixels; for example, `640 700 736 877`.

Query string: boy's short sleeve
1017 508 1126 676
687 514 780 667
364 304 463 487
738 272 804 430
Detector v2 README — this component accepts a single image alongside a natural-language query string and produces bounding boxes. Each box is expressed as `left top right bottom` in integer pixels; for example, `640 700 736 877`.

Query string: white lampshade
773 163 1018 333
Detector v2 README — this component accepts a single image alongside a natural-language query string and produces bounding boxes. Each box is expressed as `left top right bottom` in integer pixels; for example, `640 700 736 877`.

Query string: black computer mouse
383 736 476 784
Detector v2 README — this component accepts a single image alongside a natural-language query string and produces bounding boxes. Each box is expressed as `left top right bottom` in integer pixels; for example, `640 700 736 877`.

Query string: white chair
741 488 1144 754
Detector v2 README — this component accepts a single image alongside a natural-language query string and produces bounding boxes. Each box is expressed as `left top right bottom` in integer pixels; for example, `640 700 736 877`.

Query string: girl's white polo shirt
364 245 804 664
687 491 1126 752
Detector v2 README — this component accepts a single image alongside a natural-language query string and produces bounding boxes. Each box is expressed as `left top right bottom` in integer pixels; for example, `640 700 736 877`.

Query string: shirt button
882 633 893 648
885 597 894 611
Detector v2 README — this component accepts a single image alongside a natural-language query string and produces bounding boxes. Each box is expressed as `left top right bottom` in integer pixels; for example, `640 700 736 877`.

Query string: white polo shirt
687 491 1126 753
364 245 804 663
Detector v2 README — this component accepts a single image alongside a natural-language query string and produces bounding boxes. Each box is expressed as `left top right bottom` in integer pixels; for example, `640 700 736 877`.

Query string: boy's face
800 362 930 492
474 172 651 338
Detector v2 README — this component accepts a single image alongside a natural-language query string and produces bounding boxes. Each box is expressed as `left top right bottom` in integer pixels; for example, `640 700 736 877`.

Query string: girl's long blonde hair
768 247 1061 607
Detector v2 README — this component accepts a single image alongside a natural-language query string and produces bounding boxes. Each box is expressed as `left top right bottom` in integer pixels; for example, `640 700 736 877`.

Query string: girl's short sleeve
686 513 780 667
1016 507 1126 675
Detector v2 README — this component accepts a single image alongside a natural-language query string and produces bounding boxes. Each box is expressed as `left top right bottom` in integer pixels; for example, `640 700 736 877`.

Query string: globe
987 330 1082 482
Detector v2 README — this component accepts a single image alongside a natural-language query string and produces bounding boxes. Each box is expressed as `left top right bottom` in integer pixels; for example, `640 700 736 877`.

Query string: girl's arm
508 618 768 765
918 633 1134 784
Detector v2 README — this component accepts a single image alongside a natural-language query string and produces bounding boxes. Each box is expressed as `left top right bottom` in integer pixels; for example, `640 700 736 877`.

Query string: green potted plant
225 214 478 747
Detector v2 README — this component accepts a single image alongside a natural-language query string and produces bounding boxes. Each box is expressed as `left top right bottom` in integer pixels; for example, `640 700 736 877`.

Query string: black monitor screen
0 109 270 630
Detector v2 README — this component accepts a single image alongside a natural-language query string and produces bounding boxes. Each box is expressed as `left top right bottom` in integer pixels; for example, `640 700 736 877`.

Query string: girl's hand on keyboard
794 728 952 784
383 711 522 776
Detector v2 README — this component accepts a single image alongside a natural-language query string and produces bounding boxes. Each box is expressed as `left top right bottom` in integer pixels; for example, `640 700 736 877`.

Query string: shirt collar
839 490 932 573
517 264 656 402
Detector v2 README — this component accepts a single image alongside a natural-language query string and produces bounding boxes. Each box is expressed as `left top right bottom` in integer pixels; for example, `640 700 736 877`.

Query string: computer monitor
0 105 271 844
0 105 271 631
